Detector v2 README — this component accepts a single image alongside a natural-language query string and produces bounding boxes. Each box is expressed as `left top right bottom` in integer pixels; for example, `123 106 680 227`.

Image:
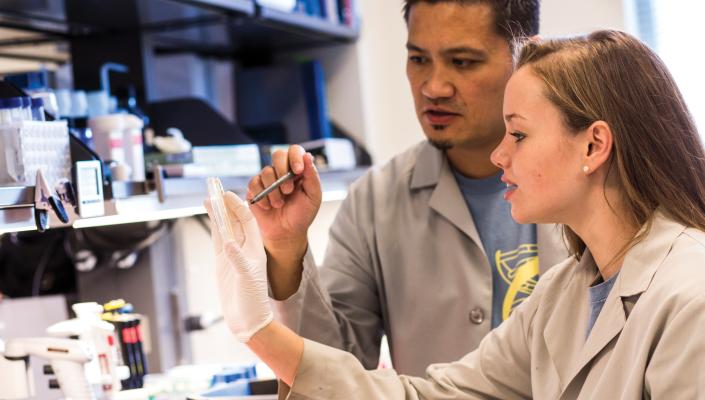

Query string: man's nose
421 66 454 100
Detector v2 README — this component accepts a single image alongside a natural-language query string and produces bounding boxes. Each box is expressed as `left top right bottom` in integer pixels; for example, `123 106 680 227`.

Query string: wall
354 0 423 165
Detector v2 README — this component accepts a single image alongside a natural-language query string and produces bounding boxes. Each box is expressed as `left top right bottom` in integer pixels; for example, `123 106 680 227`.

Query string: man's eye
452 58 478 68
510 132 526 142
409 55 427 64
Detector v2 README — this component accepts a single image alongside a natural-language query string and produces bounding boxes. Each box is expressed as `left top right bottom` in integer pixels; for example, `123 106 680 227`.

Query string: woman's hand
205 191 273 342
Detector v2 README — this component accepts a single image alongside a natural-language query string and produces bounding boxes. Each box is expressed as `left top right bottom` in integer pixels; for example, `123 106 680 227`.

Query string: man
246 0 567 377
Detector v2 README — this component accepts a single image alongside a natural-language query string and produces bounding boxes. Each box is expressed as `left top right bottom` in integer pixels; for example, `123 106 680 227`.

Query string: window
634 0 705 133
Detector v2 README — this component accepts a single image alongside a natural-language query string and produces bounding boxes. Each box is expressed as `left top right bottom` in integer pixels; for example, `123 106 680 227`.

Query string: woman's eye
510 132 526 142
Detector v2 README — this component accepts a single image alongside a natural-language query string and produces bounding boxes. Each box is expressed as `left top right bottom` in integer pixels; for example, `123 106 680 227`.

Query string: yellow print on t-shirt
495 244 539 321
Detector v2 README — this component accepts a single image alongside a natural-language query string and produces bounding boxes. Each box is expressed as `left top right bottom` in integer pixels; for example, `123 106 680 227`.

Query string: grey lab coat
283 212 705 399
271 141 569 376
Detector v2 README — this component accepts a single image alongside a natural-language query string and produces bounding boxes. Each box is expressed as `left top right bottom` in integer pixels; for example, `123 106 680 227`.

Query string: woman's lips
504 183 518 201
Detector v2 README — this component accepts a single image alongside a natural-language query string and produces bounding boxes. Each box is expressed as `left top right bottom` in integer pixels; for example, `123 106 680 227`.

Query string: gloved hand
205 191 273 343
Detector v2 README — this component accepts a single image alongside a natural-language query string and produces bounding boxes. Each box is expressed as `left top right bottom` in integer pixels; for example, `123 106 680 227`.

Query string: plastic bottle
0 97 24 125
20 97 32 121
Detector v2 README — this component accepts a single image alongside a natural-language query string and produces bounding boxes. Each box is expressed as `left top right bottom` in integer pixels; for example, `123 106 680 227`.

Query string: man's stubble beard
427 125 455 150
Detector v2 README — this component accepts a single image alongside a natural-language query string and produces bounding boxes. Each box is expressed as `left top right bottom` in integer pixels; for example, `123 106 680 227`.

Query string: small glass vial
31 97 45 121
0 97 24 124
206 177 235 241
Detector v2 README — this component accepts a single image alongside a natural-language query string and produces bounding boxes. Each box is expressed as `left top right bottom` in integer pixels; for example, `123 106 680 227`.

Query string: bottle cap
0 97 22 109
31 97 44 108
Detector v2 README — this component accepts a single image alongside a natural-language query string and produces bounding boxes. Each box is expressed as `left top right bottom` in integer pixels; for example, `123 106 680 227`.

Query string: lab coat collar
547 210 686 396
616 210 685 297
409 141 444 190
408 142 485 251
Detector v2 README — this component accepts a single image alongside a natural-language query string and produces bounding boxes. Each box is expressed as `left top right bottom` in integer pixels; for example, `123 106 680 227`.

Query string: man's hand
247 145 322 299
247 145 322 247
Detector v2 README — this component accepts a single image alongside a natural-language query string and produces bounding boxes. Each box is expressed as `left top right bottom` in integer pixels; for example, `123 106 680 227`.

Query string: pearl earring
582 165 589 173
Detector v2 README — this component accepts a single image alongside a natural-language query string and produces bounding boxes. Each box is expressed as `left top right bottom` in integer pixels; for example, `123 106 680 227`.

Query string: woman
207 30 705 398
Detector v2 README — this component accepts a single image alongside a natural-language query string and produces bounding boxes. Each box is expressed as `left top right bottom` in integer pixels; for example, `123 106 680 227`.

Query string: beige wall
354 0 423 164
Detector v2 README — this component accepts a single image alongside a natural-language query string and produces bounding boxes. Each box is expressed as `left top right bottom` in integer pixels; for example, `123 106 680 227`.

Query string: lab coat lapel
558 212 686 396
426 155 484 252
569 284 626 385
543 252 596 391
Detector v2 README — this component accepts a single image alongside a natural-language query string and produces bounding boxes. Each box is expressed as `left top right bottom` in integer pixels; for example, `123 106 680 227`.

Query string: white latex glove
205 191 273 342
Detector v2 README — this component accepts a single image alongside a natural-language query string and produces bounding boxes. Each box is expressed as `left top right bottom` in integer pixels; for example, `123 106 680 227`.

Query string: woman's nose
491 137 510 169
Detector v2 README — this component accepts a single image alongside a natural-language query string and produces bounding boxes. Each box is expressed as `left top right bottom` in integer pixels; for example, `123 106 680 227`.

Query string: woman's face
490 67 589 225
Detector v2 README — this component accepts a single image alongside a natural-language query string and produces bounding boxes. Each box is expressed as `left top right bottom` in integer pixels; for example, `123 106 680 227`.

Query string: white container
88 114 145 181
0 120 71 186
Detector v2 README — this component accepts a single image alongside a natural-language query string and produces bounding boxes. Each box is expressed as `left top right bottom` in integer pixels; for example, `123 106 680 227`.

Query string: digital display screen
79 167 100 196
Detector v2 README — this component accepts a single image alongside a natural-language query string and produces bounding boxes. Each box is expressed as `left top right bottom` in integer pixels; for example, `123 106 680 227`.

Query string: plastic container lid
31 97 44 108
0 97 23 109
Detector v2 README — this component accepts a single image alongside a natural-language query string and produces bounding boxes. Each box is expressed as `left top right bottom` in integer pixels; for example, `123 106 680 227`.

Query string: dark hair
402 0 540 43
517 30 705 258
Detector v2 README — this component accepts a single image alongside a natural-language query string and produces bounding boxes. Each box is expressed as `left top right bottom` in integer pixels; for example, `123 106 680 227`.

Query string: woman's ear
582 121 613 174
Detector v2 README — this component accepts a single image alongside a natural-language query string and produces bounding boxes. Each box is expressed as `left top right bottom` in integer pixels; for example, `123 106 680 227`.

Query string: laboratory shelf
170 0 256 15
257 6 358 42
0 185 34 209
0 0 356 56
0 186 35 234
0 168 366 233
74 168 364 229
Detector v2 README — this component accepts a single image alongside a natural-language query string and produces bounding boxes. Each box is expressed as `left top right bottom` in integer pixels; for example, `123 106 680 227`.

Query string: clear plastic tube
207 177 235 241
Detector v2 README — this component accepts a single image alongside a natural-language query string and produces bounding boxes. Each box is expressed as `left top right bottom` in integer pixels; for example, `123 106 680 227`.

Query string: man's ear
582 121 614 173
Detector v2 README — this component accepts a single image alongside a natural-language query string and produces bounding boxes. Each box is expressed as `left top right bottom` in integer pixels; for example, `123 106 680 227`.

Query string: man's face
406 2 514 151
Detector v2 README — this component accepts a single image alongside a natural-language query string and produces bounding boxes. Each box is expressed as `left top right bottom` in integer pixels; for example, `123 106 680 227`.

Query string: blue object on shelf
301 60 332 141
201 380 251 397
237 59 332 144
4 71 48 91
200 364 258 398
209 364 257 387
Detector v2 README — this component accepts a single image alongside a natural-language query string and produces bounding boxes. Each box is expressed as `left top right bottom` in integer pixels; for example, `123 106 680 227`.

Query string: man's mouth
424 109 460 125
